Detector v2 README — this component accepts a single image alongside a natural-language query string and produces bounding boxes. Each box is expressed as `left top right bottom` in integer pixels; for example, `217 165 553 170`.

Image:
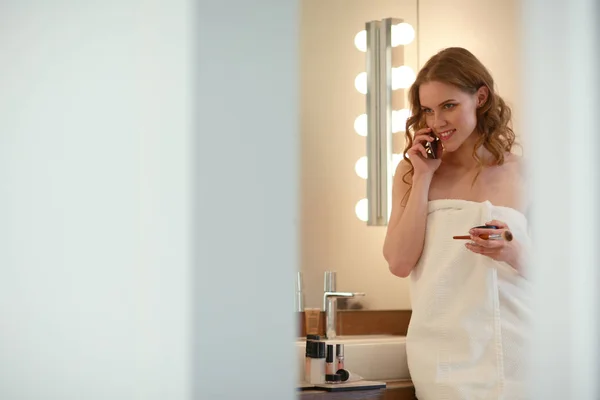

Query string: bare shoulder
504 152 528 182
396 158 412 172
504 152 531 213
393 159 412 184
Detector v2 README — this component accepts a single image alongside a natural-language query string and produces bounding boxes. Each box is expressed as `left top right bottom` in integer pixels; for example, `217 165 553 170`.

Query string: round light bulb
354 114 368 136
355 156 368 179
392 66 416 90
391 23 415 47
355 72 367 94
355 198 369 222
354 30 367 52
392 108 411 133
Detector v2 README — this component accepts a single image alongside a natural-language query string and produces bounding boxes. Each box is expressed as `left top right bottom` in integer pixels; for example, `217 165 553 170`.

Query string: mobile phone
425 133 440 159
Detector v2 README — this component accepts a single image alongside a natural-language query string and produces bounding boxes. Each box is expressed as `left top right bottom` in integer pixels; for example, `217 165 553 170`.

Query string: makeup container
326 345 335 375
304 308 321 335
325 344 342 383
304 335 320 382
453 224 514 241
336 344 344 370
336 369 350 382
305 338 326 384
334 344 349 382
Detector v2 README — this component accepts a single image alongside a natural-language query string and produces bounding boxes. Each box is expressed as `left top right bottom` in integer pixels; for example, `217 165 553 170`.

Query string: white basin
295 334 409 382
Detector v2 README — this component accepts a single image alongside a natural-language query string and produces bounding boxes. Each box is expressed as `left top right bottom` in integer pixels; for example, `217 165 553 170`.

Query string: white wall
194 0 298 399
0 1 298 399
419 0 523 143
0 2 193 399
523 0 600 398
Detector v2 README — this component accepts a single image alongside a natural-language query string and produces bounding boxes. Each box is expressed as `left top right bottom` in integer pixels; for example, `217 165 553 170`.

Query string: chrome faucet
295 272 304 312
322 271 365 339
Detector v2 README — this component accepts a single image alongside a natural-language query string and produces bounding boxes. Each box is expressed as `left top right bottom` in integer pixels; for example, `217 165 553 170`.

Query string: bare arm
383 160 433 277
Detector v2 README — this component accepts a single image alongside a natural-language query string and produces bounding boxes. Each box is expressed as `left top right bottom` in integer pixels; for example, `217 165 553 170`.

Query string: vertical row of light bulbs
353 21 417 222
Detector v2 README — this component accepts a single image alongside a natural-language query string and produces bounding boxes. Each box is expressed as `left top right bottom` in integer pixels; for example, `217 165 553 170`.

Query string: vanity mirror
300 0 418 311
299 0 522 311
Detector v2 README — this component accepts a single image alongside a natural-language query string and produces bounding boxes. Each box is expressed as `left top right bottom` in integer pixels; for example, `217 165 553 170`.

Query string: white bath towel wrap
407 199 531 400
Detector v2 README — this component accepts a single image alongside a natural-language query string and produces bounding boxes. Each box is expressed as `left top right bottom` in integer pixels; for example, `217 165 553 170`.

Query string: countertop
298 380 415 400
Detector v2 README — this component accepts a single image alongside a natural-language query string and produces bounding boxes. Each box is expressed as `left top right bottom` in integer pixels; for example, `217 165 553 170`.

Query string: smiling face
418 81 488 153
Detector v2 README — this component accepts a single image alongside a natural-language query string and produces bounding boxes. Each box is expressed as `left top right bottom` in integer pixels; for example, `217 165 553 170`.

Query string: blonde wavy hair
402 47 516 189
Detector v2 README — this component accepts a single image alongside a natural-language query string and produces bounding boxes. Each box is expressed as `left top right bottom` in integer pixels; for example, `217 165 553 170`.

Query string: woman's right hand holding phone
407 127 442 178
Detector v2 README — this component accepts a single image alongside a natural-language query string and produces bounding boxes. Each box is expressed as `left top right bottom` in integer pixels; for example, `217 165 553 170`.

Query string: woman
383 47 530 399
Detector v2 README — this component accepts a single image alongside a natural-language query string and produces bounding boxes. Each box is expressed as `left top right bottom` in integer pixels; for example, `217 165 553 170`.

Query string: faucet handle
295 271 303 292
295 272 304 312
324 291 366 297
324 271 336 292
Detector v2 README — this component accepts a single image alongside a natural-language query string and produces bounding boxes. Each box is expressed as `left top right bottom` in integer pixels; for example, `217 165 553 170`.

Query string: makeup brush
453 231 513 242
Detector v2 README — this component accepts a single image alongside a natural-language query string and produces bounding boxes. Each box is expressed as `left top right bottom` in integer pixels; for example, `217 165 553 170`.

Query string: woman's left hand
465 219 522 272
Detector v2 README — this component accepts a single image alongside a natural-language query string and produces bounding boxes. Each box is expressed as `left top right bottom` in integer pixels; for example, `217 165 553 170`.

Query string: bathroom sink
295 334 409 381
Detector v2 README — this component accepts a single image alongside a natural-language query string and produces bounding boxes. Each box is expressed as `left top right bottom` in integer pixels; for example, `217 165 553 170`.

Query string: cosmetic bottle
336 344 344 370
325 345 342 383
306 340 326 384
304 335 320 382
326 345 335 375
304 308 321 335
